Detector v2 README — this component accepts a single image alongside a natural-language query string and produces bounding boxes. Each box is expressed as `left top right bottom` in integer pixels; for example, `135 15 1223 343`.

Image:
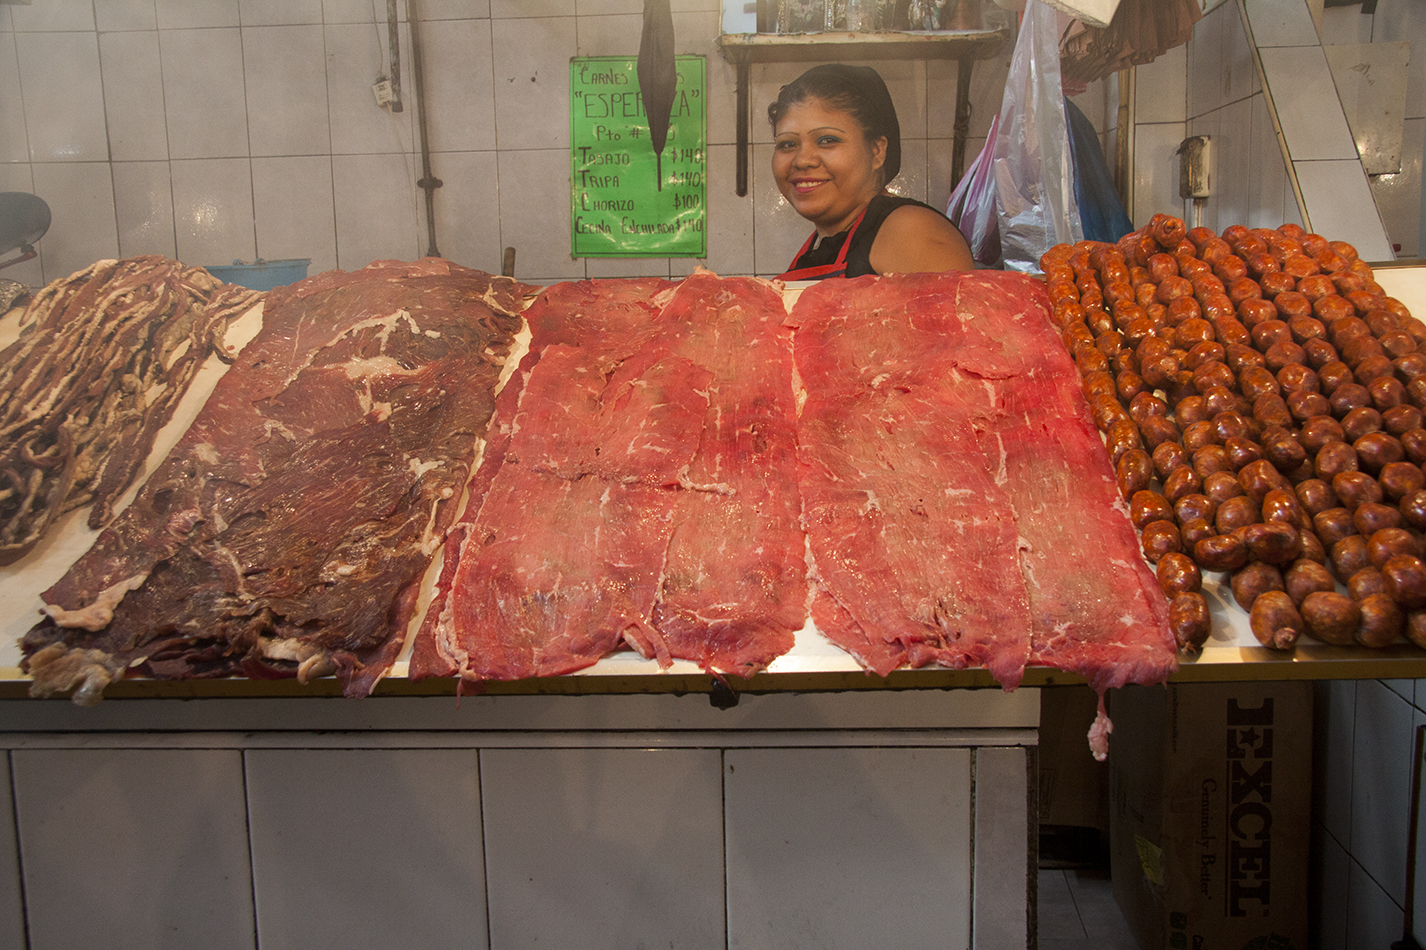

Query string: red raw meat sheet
408 278 675 680
413 272 808 682
650 272 806 676
790 272 1174 694
412 284 712 681
791 273 1034 683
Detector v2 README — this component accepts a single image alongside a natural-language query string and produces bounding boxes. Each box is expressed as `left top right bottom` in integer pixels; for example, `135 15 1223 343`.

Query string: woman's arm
867 204 975 275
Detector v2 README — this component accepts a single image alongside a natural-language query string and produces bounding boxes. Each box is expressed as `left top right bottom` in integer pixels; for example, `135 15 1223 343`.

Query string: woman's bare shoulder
870 203 975 274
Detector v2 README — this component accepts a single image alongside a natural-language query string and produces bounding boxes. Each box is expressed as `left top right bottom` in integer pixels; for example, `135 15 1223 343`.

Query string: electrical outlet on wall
372 78 394 109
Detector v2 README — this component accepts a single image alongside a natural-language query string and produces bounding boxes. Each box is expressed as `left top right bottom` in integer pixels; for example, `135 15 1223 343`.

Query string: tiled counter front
0 690 1037 950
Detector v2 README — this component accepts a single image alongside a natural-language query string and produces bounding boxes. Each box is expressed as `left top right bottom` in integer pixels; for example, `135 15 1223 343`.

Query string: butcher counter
0 269 1423 950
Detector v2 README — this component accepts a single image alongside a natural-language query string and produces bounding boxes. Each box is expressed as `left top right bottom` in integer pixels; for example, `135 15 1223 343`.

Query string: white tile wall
15 31 108 162
428 149 504 273
491 17 577 151
494 147 583 281
239 0 324 27
1371 0 1426 118
1246 93 1288 230
1137 43 1186 125
100 31 170 162
113 160 178 258
1294 158 1394 260
0 34 29 164
725 746 973 950
1187 0 1225 118
160 27 250 160
170 156 257 265
155 0 241 31
31 162 119 281
9 0 95 32
245 749 488 950
11 748 255 950
323 22 416 156
1260 46 1359 162
1222 0 1260 106
243 25 332 157
251 155 337 273
96 0 160 33
1244 0 1322 48
482 747 725 950
419 17 496 153
332 151 422 268
1131 122 1185 228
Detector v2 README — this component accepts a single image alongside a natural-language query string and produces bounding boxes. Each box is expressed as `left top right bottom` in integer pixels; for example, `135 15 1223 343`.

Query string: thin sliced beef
413 272 807 683
791 274 1033 683
790 272 1174 692
650 272 806 676
414 343 711 680
22 259 533 703
408 278 674 680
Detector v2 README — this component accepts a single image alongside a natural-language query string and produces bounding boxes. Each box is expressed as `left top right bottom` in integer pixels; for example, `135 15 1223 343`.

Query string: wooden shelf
715 28 1011 65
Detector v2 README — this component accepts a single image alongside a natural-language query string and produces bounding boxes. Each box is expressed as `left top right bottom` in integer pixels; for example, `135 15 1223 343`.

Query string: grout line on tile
720 748 729 950
1348 850 1408 914
7 751 32 950
239 25 257 260
239 750 262 948
477 749 496 950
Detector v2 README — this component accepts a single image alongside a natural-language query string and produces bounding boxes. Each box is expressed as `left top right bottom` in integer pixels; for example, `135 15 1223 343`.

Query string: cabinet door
724 746 973 950
245 748 487 950
481 747 725 950
11 748 255 950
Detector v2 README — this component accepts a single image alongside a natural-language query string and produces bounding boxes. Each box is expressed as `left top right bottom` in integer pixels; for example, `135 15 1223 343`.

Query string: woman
770 64 974 281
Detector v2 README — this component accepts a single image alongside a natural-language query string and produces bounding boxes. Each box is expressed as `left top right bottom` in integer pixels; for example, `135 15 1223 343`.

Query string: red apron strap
776 207 869 282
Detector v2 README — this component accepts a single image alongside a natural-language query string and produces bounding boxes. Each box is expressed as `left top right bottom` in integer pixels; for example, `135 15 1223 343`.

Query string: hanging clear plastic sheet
992 0 1082 272
945 111 1003 268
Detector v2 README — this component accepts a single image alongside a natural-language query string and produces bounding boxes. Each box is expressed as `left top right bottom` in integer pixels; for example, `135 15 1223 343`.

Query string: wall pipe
407 0 442 258
386 0 403 113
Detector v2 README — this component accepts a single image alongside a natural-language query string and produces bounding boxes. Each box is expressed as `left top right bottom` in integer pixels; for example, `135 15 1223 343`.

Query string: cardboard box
1109 682 1312 950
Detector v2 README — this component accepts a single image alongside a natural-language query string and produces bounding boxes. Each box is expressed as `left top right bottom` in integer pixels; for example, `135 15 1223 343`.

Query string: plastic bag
992 0 1083 272
1064 98 1133 244
945 111 1002 268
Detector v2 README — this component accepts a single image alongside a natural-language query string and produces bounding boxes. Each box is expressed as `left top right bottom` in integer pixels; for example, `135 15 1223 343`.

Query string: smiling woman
770 64 974 280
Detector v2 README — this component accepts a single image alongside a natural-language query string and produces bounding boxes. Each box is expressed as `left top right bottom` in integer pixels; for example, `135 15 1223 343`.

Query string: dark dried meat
22 259 533 703
0 257 261 563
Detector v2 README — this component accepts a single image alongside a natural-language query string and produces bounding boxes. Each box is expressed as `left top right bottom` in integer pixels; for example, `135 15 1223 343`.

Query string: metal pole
407 0 442 258
386 0 403 112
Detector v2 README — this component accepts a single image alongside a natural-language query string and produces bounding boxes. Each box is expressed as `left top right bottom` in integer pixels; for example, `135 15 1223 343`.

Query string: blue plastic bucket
205 258 311 291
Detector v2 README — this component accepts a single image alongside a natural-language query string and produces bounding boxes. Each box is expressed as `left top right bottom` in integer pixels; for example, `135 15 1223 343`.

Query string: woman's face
772 97 886 237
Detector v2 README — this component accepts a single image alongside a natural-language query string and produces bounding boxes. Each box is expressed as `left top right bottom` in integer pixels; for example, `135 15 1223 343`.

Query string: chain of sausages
1044 215 1426 654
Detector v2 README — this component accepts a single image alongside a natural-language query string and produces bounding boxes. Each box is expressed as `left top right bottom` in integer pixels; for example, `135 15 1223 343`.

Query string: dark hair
767 64 901 184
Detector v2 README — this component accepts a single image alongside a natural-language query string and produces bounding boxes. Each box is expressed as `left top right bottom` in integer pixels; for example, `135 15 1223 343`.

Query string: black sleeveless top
786 195 957 279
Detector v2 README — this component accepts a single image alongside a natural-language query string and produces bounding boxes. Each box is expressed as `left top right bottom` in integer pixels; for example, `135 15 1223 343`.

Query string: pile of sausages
1043 215 1426 655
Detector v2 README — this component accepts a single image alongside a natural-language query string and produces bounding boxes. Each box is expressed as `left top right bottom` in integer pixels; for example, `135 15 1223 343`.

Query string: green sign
570 55 706 258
